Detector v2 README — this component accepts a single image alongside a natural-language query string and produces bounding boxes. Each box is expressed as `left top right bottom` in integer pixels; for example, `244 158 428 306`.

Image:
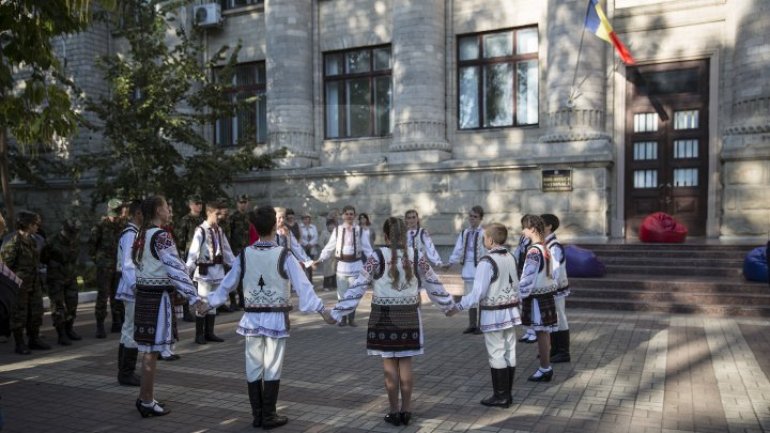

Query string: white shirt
299 223 318 249
318 223 374 276
447 227 486 280
115 222 139 302
406 228 443 266
458 249 522 332
207 242 325 338
185 221 235 283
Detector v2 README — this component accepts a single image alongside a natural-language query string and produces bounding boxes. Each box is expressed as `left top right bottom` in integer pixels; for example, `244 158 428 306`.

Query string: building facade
20 0 770 244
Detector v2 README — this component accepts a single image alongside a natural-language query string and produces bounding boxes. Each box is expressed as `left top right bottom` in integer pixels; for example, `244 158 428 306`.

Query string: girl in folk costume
205 206 334 429
132 196 203 417
274 207 314 267
542 214 571 363
449 223 521 408
443 205 487 334
519 214 559 382
331 217 455 427
514 225 537 344
185 201 234 344
404 209 443 267
318 219 338 291
315 205 374 326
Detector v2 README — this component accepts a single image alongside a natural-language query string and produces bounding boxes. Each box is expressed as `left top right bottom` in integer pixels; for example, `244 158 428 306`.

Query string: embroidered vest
478 249 520 310
460 228 482 266
136 227 171 287
528 244 556 295
334 225 363 261
116 224 138 272
371 247 420 306
194 224 223 265
407 228 426 252
241 245 292 311
546 237 569 290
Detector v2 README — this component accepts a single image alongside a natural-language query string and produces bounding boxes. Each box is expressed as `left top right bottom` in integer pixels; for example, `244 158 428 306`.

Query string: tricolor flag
585 0 635 65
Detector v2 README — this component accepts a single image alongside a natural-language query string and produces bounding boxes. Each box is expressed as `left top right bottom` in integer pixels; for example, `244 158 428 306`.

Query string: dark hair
359 213 370 225
16 210 40 231
128 199 143 217
470 205 484 218
133 196 167 266
540 214 560 232
285 208 296 216
404 209 420 228
249 206 277 238
382 217 414 289
342 205 356 214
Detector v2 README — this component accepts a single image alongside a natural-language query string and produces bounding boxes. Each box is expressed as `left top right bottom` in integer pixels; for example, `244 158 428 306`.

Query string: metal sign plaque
541 169 572 192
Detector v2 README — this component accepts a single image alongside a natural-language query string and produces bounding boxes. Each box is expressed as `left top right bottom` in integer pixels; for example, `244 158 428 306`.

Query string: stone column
388 0 450 164
539 0 610 147
721 0 770 237
265 0 318 167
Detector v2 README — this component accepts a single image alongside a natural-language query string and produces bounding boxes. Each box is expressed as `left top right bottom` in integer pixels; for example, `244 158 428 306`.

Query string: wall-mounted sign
542 169 572 192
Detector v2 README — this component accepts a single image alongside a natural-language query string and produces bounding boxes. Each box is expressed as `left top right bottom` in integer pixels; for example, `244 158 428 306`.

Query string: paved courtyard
1 289 769 433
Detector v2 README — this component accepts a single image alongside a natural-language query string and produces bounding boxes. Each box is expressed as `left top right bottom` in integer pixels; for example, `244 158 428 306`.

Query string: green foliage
82 0 282 214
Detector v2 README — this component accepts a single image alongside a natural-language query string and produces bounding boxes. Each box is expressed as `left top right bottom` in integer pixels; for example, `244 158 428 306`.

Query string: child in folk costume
542 214 570 363
514 229 537 344
274 207 314 268
519 214 559 382
443 205 487 334
115 199 143 386
331 217 455 427
205 206 334 429
448 223 521 407
132 196 203 417
404 209 443 267
315 205 374 326
185 200 234 344
318 219 338 291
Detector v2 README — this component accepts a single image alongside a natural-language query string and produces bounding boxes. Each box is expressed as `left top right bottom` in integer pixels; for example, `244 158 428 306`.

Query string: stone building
20 0 770 245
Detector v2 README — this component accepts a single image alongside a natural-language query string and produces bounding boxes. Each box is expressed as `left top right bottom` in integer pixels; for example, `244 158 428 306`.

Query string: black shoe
13 330 30 355
56 327 72 346
462 327 478 334
136 399 170 418
14 343 31 355
159 354 181 361
95 320 106 339
384 412 401 426
399 411 411 426
527 368 553 382
28 337 51 350
473 328 483 335
65 321 82 341
551 352 571 363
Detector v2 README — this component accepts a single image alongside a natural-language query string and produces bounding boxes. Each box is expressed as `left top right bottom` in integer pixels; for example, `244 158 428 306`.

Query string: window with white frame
457 27 539 129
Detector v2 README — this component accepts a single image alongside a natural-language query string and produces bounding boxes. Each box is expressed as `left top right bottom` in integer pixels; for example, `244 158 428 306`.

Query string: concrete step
567 297 770 317
602 264 742 278
598 256 744 268
570 275 764 294
571 287 770 306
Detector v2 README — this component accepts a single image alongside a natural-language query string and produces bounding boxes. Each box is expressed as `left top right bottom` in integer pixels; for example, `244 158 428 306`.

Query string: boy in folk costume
519 214 559 382
315 205 374 326
115 199 143 386
404 210 443 267
185 200 234 344
205 206 334 429
542 214 570 363
332 217 455 426
448 223 521 407
443 205 487 334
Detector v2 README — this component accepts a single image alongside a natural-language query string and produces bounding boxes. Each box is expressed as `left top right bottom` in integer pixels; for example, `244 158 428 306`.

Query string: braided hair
520 214 550 276
132 196 167 266
382 217 414 289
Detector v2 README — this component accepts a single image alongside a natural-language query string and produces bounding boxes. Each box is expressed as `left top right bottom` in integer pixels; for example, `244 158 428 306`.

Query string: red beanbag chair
743 246 769 283
565 245 606 278
638 212 688 243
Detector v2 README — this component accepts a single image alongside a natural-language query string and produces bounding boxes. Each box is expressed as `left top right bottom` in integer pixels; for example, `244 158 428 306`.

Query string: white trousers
336 274 357 301
120 300 137 349
555 296 569 331
197 281 218 316
245 336 286 382
484 327 517 369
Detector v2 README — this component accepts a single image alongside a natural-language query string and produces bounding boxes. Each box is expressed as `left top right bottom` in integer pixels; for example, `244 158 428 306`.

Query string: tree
0 0 102 226
81 0 282 213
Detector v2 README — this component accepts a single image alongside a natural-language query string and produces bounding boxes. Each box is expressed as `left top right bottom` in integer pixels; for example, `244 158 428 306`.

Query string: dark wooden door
625 60 709 237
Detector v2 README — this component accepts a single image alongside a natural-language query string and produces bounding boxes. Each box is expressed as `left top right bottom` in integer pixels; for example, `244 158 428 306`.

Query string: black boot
228 292 239 312
550 332 558 357
13 329 30 355
182 304 194 322
507 366 516 401
262 380 288 429
118 344 141 386
27 329 51 350
195 317 207 344
247 380 263 428
551 330 571 363
56 325 72 346
480 368 511 408
95 319 106 339
111 321 122 333
65 320 82 341
463 308 479 334
347 311 356 327
204 315 224 342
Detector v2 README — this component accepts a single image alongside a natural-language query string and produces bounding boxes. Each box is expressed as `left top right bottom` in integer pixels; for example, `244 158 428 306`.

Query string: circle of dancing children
330 216 455 426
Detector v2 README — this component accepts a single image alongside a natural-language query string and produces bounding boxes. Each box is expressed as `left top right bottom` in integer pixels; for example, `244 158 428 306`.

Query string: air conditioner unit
193 3 222 28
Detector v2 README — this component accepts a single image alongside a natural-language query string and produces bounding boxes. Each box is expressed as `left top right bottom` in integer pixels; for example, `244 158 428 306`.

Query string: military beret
237 194 249 203
188 194 202 203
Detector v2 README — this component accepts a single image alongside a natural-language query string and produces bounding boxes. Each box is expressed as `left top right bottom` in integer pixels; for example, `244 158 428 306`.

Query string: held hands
194 300 211 316
320 308 337 325
445 305 460 317
440 263 452 271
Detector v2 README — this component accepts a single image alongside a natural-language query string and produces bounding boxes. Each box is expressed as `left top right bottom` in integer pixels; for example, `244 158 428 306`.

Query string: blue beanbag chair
743 246 769 283
565 245 605 278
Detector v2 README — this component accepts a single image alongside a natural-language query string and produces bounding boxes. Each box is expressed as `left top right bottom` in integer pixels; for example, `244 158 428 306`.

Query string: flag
585 0 635 65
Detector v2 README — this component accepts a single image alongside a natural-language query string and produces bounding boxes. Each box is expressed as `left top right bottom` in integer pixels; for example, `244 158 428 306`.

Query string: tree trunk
0 127 15 229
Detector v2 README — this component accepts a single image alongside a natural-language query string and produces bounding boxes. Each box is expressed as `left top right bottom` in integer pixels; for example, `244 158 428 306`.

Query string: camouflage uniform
41 222 81 344
0 231 45 345
175 213 204 261
88 212 125 335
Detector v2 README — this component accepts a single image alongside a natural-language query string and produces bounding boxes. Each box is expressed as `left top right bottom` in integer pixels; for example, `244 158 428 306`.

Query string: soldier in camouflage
224 194 250 310
174 194 204 321
0 211 50 354
41 218 83 346
88 199 126 338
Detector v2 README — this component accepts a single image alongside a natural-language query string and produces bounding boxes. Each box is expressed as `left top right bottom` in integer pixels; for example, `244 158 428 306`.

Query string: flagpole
569 15 589 107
